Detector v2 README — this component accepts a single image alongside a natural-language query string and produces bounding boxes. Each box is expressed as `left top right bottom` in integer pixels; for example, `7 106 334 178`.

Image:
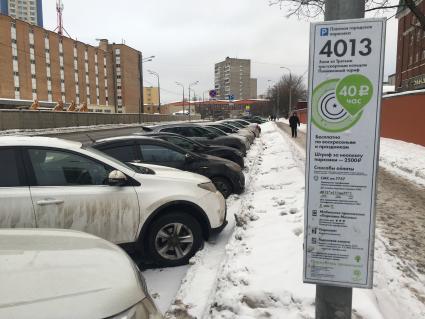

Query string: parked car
142 124 248 155
241 115 268 124
92 136 245 198
135 132 245 168
0 229 162 319
0 136 226 266
206 123 255 143
220 120 259 138
204 123 255 144
231 119 262 136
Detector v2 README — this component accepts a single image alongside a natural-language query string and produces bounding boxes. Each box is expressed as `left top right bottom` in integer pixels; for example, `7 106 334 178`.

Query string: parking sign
303 18 386 288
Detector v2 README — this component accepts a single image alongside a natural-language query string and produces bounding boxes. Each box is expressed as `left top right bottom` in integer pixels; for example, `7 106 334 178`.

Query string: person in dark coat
289 112 301 138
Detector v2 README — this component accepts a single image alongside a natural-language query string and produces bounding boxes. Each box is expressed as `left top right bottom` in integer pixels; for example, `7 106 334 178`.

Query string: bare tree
268 73 307 118
269 0 425 30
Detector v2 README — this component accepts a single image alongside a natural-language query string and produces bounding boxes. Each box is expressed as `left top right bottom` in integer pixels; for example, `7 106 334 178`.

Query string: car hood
207 144 241 154
201 154 242 171
0 229 145 319
132 162 211 183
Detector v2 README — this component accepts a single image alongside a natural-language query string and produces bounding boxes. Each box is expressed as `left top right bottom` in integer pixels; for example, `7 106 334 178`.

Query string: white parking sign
303 18 386 288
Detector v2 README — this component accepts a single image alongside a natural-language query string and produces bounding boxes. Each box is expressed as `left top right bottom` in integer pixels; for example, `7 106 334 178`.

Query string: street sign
209 89 217 98
303 18 386 289
228 94 234 101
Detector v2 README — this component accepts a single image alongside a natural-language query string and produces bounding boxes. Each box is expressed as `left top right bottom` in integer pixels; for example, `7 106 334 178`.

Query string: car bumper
231 171 245 194
210 202 228 235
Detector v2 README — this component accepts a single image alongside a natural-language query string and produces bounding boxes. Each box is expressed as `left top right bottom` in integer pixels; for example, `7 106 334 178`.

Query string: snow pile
379 138 425 187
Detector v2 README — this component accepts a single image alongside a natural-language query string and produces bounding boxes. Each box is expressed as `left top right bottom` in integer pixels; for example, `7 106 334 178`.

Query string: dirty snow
379 138 425 187
160 122 425 319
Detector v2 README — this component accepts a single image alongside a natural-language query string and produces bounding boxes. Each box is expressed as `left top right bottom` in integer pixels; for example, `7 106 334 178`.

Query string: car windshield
205 126 227 136
225 121 244 128
221 123 240 130
209 125 232 133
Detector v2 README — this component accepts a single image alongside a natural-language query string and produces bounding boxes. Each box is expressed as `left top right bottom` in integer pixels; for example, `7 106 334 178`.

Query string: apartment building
143 86 159 114
395 1 425 91
214 57 257 100
0 0 43 26
0 14 142 113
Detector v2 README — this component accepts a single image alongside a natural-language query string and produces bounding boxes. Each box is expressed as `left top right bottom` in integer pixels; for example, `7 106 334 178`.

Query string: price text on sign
303 19 386 289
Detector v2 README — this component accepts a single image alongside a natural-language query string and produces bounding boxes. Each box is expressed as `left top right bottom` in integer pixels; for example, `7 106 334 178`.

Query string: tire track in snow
165 136 266 319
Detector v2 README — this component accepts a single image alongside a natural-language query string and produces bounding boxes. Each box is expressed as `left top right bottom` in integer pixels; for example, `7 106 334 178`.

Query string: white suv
0 136 227 266
0 229 163 319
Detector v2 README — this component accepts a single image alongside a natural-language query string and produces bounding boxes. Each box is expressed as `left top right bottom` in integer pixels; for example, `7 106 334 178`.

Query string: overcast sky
42 0 398 103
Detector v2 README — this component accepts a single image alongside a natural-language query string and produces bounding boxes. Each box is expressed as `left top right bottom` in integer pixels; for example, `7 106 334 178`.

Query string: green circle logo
336 74 373 116
311 75 372 133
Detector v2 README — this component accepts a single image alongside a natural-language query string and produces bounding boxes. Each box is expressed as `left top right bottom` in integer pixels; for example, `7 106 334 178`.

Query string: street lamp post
148 70 160 114
175 82 185 115
139 55 154 122
188 81 199 121
280 66 292 117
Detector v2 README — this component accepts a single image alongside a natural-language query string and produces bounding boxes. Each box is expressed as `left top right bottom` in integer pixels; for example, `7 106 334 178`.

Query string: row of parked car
0 115 267 318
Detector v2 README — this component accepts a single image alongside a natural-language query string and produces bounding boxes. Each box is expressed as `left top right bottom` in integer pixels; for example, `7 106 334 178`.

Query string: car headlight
108 300 163 319
198 181 217 192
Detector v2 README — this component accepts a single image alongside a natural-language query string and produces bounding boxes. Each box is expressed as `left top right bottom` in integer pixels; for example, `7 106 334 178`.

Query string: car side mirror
108 170 127 186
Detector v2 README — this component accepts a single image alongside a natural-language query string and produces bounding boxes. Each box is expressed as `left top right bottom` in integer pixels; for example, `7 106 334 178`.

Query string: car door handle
36 199 65 206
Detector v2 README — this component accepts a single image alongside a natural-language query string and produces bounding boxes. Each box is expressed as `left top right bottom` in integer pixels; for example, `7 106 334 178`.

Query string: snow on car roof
0 135 82 149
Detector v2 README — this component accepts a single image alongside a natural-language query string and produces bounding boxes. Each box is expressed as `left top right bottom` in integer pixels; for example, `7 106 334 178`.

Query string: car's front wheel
147 213 203 267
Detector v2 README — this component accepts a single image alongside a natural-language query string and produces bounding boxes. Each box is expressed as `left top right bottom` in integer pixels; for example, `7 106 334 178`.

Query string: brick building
143 86 159 114
395 1 425 91
0 14 142 113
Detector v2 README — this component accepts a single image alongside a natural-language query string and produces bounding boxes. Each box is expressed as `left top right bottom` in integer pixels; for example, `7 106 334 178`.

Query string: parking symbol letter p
320 28 329 36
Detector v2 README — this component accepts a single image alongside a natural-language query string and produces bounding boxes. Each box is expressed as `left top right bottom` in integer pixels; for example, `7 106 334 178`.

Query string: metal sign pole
317 3 364 318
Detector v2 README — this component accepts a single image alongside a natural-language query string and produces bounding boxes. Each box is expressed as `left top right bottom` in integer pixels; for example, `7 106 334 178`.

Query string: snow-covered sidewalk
163 122 425 319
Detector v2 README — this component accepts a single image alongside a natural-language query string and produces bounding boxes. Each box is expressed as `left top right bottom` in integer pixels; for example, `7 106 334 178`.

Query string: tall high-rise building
214 57 257 100
0 0 43 26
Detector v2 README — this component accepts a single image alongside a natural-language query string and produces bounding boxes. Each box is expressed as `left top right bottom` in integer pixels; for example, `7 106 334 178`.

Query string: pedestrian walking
289 112 300 138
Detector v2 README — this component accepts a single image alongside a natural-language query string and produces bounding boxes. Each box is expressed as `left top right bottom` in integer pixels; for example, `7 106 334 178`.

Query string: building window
416 52 419 63
422 49 425 60
409 55 413 65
